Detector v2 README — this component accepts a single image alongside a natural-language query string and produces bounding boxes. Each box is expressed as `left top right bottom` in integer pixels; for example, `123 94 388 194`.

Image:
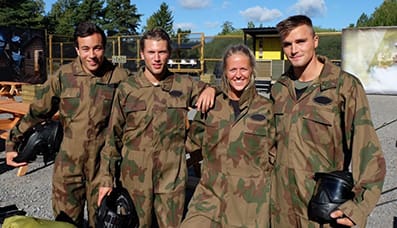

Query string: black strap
336 69 352 171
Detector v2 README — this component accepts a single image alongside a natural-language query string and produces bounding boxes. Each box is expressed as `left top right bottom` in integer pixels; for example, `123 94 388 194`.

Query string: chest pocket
94 83 117 119
243 114 270 157
302 107 335 145
59 88 80 119
166 90 188 131
124 97 147 130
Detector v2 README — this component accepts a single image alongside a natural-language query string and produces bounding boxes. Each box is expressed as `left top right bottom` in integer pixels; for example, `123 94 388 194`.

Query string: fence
47 32 342 86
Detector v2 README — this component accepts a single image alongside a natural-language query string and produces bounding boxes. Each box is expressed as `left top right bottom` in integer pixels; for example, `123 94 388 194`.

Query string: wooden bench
0 81 28 98
0 100 30 176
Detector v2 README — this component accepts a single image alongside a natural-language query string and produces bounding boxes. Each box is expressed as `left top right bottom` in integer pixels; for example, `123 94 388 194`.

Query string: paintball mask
308 170 354 224
14 120 63 164
96 186 139 228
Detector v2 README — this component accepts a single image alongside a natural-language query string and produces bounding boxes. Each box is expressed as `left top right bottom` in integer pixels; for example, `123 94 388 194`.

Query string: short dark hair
276 15 315 39
73 22 106 48
139 27 172 53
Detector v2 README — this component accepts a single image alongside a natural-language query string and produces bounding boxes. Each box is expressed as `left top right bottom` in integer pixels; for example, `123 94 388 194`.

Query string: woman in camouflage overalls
181 44 276 227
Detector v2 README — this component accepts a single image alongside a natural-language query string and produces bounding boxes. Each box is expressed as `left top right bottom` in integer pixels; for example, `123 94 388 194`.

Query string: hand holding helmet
96 186 139 228
13 119 63 164
308 170 355 224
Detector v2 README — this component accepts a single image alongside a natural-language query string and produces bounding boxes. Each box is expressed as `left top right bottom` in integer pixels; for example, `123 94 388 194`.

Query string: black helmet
96 186 139 228
14 119 63 164
308 171 355 224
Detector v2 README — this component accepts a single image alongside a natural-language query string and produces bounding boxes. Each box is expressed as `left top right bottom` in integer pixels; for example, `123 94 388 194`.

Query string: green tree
175 28 192 41
75 0 104 26
316 34 341 60
247 21 255 28
0 0 45 28
102 0 141 36
367 0 397 26
356 13 369 27
46 0 80 35
144 2 174 36
219 21 235 35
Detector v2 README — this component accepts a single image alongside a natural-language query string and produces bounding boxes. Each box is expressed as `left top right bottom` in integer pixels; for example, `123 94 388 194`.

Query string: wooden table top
0 99 16 105
0 81 29 86
0 101 30 116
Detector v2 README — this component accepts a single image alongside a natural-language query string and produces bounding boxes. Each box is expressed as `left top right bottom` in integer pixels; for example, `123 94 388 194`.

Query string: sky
44 0 385 35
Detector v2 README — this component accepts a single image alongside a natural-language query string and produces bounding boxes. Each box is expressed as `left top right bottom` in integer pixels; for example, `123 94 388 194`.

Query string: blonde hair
221 44 257 93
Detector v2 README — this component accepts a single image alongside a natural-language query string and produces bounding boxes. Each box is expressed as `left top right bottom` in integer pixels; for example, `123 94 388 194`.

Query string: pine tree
0 0 45 28
144 2 174 36
102 0 141 36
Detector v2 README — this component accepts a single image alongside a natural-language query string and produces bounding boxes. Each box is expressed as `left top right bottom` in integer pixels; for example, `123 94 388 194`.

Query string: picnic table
0 81 28 98
0 99 30 176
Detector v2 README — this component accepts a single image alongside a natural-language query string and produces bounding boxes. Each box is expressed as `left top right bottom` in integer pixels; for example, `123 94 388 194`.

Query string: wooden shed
242 27 289 85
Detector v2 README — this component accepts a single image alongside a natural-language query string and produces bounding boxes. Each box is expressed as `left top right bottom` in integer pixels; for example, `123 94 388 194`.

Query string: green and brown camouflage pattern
270 56 386 227
181 75 276 228
99 67 209 228
7 57 130 227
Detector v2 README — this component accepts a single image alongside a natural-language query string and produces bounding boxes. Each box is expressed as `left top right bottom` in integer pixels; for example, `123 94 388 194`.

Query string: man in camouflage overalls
97 28 215 228
6 22 131 227
270 15 386 227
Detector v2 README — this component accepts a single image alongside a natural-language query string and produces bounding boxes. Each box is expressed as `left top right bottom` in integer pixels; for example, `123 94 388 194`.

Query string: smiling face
75 32 105 74
225 52 252 100
281 24 318 70
140 39 170 80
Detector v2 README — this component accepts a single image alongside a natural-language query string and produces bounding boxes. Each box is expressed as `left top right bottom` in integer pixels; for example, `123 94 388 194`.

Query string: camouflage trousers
121 175 186 228
52 151 100 228
120 149 186 228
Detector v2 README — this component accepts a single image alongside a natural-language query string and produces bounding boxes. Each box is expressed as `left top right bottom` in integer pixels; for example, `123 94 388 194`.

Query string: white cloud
179 0 211 9
174 22 196 31
291 0 327 17
239 6 282 23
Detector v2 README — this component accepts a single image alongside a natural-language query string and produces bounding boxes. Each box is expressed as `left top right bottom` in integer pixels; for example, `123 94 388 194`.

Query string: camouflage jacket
184 82 276 227
7 57 130 171
99 68 209 189
270 56 386 227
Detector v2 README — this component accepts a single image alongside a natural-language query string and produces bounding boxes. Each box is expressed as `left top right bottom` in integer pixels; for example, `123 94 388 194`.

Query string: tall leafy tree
356 13 369 27
75 0 104 26
247 21 255 28
47 0 80 35
367 0 397 26
143 2 174 36
219 21 235 35
102 0 141 36
0 0 45 28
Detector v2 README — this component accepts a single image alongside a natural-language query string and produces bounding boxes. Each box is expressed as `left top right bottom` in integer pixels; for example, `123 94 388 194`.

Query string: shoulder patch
313 96 333 105
169 90 183 97
250 114 266 121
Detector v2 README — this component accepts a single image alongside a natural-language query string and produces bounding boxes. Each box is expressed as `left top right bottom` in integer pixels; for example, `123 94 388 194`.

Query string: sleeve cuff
338 200 367 227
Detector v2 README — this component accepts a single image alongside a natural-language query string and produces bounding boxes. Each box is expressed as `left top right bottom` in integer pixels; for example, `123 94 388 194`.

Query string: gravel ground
0 94 396 227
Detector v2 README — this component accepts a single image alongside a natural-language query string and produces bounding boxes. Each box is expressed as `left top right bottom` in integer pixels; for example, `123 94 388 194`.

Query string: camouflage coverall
6 57 130 227
270 56 386 227
99 67 210 228
181 79 276 227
